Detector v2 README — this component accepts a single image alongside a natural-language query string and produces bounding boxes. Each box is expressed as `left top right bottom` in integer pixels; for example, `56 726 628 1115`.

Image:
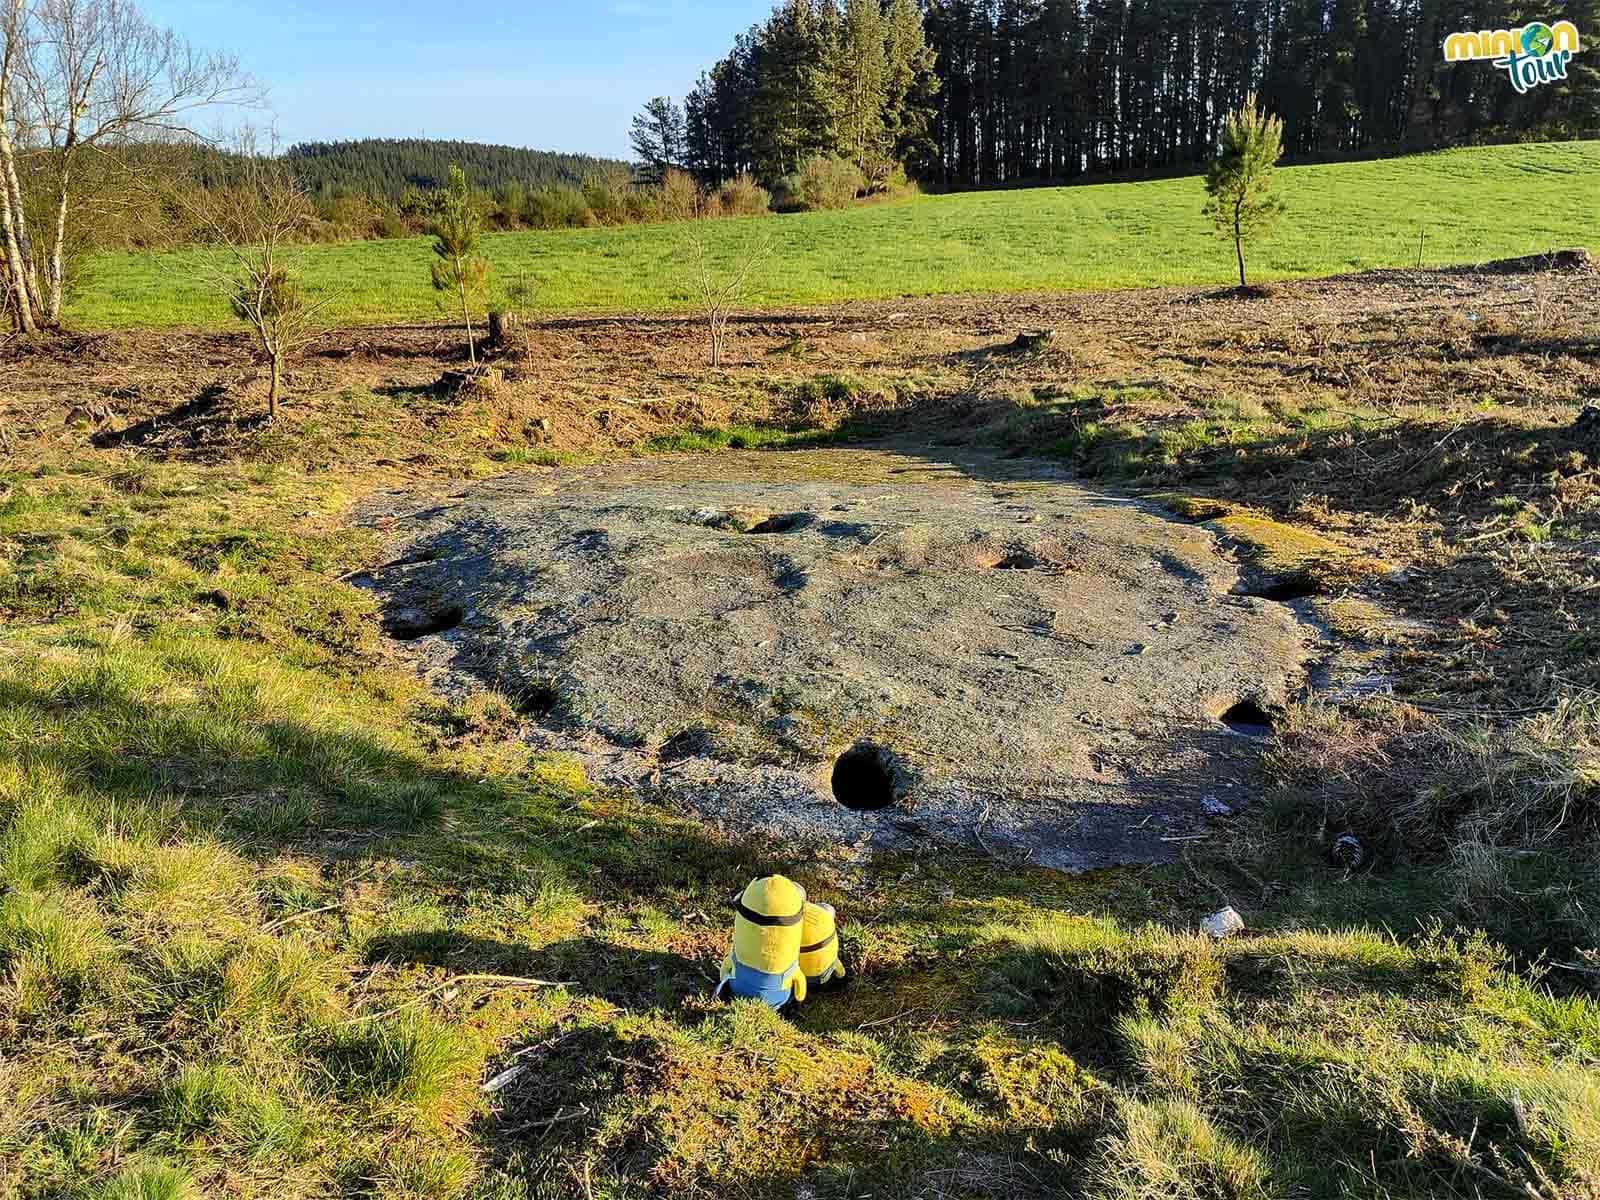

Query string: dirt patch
6 261 1593 486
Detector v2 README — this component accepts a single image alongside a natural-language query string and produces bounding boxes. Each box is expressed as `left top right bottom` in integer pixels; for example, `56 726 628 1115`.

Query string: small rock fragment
1200 907 1245 940
481 1063 529 1094
1201 795 1233 817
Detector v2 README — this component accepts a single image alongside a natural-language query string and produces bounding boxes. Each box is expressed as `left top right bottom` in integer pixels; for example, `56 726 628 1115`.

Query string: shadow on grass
367 932 715 1010
91 383 246 451
0 644 821 923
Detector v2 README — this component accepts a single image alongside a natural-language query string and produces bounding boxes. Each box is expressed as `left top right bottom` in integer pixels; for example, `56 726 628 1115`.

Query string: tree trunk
0 147 40 323
459 275 476 366
269 353 281 420
0 169 32 334
0 5 36 335
45 169 71 325
1233 198 1246 288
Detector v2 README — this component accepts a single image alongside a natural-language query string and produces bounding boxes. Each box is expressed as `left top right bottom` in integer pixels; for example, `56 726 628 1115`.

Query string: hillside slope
285 137 631 199
72 140 1599 330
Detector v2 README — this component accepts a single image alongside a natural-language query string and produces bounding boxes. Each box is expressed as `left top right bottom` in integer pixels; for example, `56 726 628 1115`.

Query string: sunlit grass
70 141 1600 329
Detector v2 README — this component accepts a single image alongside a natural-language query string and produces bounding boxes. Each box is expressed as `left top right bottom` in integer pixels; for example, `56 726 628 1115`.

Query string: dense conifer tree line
283 139 631 202
681 0 1600 189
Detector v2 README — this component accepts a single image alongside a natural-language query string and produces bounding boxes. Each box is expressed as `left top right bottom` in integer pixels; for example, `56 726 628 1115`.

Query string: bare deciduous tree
688 230 771 367
0 0 255 331
0 0 40 333
183 141 326 420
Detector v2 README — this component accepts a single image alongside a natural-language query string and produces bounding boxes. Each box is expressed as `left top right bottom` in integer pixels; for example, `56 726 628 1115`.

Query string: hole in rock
1241 574 1318 601
993 551 1042 570
382 605 465 640
831 743 899 812
514 679 561 718
748 513 814 535
660 728 715 762
1220 699 1274 737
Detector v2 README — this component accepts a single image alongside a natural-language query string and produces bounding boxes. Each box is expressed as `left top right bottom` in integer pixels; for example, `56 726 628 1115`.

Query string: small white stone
1200 907 1245 940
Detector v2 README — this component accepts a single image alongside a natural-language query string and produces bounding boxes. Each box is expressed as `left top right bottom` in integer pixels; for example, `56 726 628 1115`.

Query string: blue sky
139 1 774 158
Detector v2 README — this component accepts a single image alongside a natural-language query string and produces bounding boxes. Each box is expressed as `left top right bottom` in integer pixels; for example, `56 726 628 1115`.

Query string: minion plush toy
799 900 846 990
715 875 808 1010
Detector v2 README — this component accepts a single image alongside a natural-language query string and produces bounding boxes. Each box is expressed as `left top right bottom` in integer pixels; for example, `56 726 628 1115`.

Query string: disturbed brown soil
6 262 1595 465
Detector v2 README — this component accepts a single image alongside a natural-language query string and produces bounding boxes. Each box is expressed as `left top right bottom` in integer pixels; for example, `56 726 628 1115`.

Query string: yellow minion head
732 875 806 970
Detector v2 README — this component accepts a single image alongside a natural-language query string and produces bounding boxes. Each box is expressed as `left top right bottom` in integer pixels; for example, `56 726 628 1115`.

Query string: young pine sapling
430 166 489 367
1203 93 1285 290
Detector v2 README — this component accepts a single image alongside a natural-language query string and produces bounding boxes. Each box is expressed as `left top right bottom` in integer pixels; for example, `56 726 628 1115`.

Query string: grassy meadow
70 139 1600 330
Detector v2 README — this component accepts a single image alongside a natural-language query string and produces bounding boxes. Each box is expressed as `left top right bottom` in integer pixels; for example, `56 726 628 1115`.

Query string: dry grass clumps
0 888 117 1021
1269 698 1600 956
90 1163 195 1200
1088 1097 1275 1200
1273 699 1599 855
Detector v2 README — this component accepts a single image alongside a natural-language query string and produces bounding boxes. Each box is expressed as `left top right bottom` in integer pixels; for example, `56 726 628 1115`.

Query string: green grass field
70 140 1600 330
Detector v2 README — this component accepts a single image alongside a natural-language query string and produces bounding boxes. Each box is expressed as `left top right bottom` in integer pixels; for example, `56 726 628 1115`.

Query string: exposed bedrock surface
355 444 1323 870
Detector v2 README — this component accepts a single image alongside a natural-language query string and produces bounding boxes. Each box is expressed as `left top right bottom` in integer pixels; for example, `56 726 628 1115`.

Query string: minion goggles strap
800 931 837 954
733 898 803 927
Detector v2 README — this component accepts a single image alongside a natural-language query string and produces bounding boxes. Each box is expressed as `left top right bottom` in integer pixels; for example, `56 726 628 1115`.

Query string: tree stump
1574 404 1600 463
488 309 523 349
439 367 502 394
